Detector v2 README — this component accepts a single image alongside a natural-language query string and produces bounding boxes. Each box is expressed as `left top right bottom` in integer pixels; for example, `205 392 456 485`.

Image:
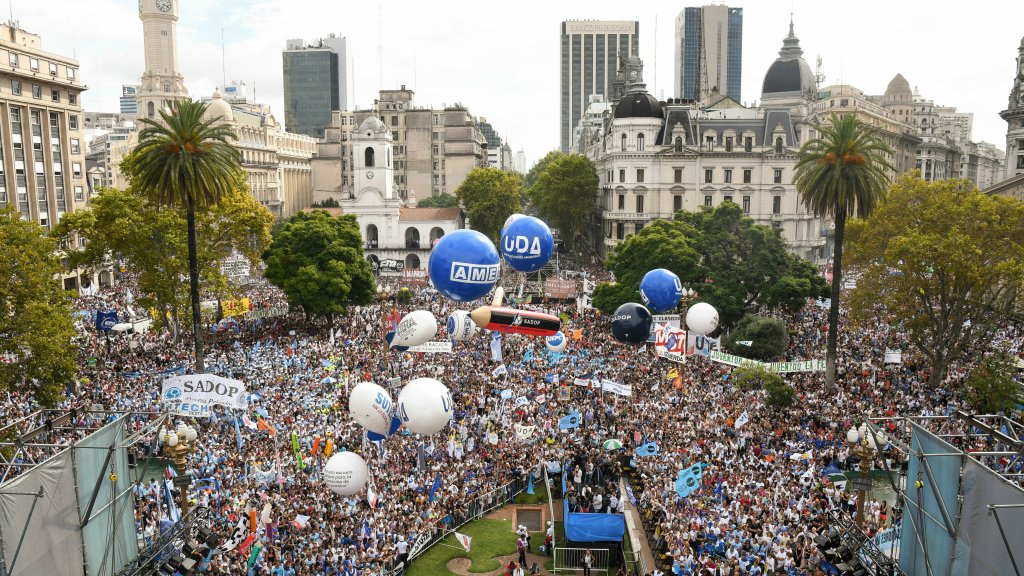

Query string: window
11 80 20 95
704 169 713 183
773 168 783 184
147 101 155 118
49 62 58 75
636 169 644 183
705 135 715 150
51 89 60 102
68 92 77 105
840 98 849 107
725 137 733 152
775 137 783 154
32 85 41 99
617 194 625 210
72 163 82 177
773 196 782 214
704 195 713 207
637 133 645 151
744 137 752 152
723 196 733 204
29 57 38 71
636 195 644 213
743 169 752 184
724 169 732 183
619 169 625 183
391 115 398 126
67 67 75 80
69 115 78 130
74 185 84 201
674 137 682 152
432 144 438 155
70 138 80 154
8 52 17 67
616 222 624 240
742 196 750 213
621 133 627 150
674 168 682 183
673 195 682 212
432 131 439 140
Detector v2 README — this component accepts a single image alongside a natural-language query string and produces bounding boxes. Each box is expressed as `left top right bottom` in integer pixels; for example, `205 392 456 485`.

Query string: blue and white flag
635 442 660 457
490 332 503 363
523 346 535 363
544 373 557 384
514 396 529 408
164 480 180 522
429 473 442 503
499 388 513 400
233 417 244 450
734 410 750 430
95 310 118 331
492 364 508 377
558 411 581 430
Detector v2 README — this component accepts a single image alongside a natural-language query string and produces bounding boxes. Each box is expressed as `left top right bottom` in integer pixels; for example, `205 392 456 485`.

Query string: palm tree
794 114 893 389
130 99 240 373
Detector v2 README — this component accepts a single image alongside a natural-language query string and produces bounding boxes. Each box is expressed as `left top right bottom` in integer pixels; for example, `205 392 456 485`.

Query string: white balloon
348 382 393 435
545 331 567 353
685 302 720 336
503 213 526 231
323 451 368 496
391 310 438 348
447 310 478 342
397 378 453 435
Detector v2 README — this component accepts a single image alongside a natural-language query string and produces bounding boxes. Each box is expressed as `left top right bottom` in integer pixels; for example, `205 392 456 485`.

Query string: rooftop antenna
815 54 825 89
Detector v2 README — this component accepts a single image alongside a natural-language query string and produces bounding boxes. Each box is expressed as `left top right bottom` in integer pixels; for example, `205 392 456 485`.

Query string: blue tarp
562 465 626 543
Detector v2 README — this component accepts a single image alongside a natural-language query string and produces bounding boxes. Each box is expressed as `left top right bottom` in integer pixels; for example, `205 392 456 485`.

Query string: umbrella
603 439 623 451
322 376 337 384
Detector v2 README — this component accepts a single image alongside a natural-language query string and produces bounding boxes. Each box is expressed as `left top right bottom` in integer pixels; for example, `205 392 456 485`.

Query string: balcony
604 212 649 221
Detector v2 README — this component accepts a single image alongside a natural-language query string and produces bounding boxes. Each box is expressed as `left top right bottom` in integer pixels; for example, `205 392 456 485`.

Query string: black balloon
610 302 653 345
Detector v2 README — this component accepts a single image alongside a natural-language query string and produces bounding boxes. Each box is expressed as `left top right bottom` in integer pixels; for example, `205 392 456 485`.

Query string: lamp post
160 422 199 518
846 423 879 527
679 286 698 318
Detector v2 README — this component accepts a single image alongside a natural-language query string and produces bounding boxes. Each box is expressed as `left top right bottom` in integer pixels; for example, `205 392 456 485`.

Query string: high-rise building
560 20 639 153
1001 36 1024 180
119 84 139 115
282 35 354 138
136 0 188 119
674 6 743 102
0 22 90 288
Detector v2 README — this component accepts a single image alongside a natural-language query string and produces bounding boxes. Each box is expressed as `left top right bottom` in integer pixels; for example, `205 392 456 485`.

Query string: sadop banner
161 373 249 410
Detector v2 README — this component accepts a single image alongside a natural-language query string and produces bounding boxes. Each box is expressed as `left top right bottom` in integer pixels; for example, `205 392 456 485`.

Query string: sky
17 0 1024 168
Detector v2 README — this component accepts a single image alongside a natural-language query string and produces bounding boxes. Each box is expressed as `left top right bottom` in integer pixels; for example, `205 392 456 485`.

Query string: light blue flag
164 480 180 522
233 417 244 450
490 332 503 363
527 473 535 495
499 389 513 400
523 346 534 363
558 411 581 430
635 442 659 457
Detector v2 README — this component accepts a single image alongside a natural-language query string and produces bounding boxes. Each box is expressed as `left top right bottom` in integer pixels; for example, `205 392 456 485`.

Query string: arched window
405 254 421 270
674 137 683 152
147 101 155 118
405 227 420 249
775 137 783 154
365 224 378 248
365 147 375 167
637 133 645 152
429 227 445 243
386 148 391 167
621 133 627 151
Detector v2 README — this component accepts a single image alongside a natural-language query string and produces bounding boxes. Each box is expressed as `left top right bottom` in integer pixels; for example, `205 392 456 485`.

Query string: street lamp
159 422 199 518
846 424 879 527
679 286 698 317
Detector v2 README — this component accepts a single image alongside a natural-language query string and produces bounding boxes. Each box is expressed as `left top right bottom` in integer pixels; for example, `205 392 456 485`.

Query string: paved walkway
621 480 660 575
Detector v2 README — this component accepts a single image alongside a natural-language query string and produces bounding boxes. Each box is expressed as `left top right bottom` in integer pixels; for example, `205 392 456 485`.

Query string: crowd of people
1 266 1021 576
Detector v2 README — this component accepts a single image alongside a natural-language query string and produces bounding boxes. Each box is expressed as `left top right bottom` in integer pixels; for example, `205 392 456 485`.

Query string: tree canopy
262 210 375 324
528 154 600 256
416 193 458 208
454 167 522 242
962 352 1021 414
846 175 1024 387
524 151 564 190
0 206 77 406
721 314 789 361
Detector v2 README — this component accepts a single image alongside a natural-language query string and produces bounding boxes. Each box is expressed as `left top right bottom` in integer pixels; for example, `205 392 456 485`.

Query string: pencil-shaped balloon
469 306 560 337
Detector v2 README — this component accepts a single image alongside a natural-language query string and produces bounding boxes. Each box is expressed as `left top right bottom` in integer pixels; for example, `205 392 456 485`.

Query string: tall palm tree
130 99 240 373
794 114 893 389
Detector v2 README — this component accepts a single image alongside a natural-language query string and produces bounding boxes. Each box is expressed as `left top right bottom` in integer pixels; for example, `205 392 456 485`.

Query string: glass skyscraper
675 6 743 102
282 36 352 139
560 20 639 153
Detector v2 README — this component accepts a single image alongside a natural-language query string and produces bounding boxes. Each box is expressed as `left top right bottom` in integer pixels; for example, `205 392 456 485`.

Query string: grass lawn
407 518 518 576
512 482 549 505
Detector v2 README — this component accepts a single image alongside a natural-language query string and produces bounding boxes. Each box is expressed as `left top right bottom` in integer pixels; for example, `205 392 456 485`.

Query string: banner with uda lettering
161 373 249 410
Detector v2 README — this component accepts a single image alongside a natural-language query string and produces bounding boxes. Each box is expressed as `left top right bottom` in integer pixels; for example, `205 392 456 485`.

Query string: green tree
454 167 522 242
529 154 600 256
794 113 893 389
593 220 701 313
52 182 272 337
732 364 784 392
127 99 242 372
524 151 564 190
765 378 797 410
722 315 789 361
0 206 77 406
311 197 340 208
395 287 413 306
676 202 827 326
262 211 375 326
416 193 458 208
847 176 1024 387
963 352 1021 414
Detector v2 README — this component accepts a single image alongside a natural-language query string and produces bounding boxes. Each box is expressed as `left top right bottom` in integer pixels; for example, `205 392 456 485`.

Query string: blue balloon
428 229 500 302
500 216 554 273
639 268 683 313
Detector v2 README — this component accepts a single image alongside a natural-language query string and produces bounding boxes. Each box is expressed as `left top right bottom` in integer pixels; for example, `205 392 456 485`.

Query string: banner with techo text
161 373 249 411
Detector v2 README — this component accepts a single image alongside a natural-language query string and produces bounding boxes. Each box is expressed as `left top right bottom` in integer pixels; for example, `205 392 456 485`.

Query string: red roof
399 207 460 222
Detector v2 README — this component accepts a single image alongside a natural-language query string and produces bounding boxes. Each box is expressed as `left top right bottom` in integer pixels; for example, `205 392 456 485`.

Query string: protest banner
161 373 249 410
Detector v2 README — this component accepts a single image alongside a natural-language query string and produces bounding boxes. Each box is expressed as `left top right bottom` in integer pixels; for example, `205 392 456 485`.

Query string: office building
282 34 354 138
119 84 139 115
675 6 743 102
0 22 91 288
560 20 639 152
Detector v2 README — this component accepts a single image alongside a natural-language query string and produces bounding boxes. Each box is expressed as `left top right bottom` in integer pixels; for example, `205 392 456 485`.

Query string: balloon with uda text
639 268 683 313
500 215 554 273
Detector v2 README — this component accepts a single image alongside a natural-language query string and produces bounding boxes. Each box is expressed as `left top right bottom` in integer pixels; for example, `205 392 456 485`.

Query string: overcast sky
19 0 1024 168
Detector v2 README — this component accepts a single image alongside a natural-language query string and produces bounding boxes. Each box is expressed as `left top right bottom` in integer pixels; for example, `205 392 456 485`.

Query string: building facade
560 20 639 153
1001 36 1024 180
674 5 743 102
0 23 91 287
311 86 487 204
119 84 139 115
137 0 188 119
282 35 353 138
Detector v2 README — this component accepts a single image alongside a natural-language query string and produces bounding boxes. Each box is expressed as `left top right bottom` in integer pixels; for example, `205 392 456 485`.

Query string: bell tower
353 116 395 201
1001 37 1024 179
136 0 188 119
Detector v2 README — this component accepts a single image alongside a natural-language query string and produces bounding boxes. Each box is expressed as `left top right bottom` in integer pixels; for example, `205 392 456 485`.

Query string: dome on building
204 90 233 123
883 74 912 105
357 116 390 137
761 20 816 99
614 92 663 119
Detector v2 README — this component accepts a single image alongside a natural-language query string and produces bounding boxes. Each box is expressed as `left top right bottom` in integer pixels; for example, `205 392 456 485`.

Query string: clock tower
353 116 394 200
137 0 188 119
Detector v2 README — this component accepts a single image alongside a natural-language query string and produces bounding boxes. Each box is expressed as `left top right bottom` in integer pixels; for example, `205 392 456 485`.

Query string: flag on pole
455 532 472 552
665 367 679 380
222 507 251 552
734 410 750 430
490 332 503 362
233 417 245 450
163 480 180 522
367 485 379 509
257 418 276 437
292 514 310 529
429 473 442 503
492 364 508 377
737 340 753 346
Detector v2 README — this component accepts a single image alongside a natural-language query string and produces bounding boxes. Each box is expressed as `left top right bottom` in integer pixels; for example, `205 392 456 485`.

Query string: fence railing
554 547 609 575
